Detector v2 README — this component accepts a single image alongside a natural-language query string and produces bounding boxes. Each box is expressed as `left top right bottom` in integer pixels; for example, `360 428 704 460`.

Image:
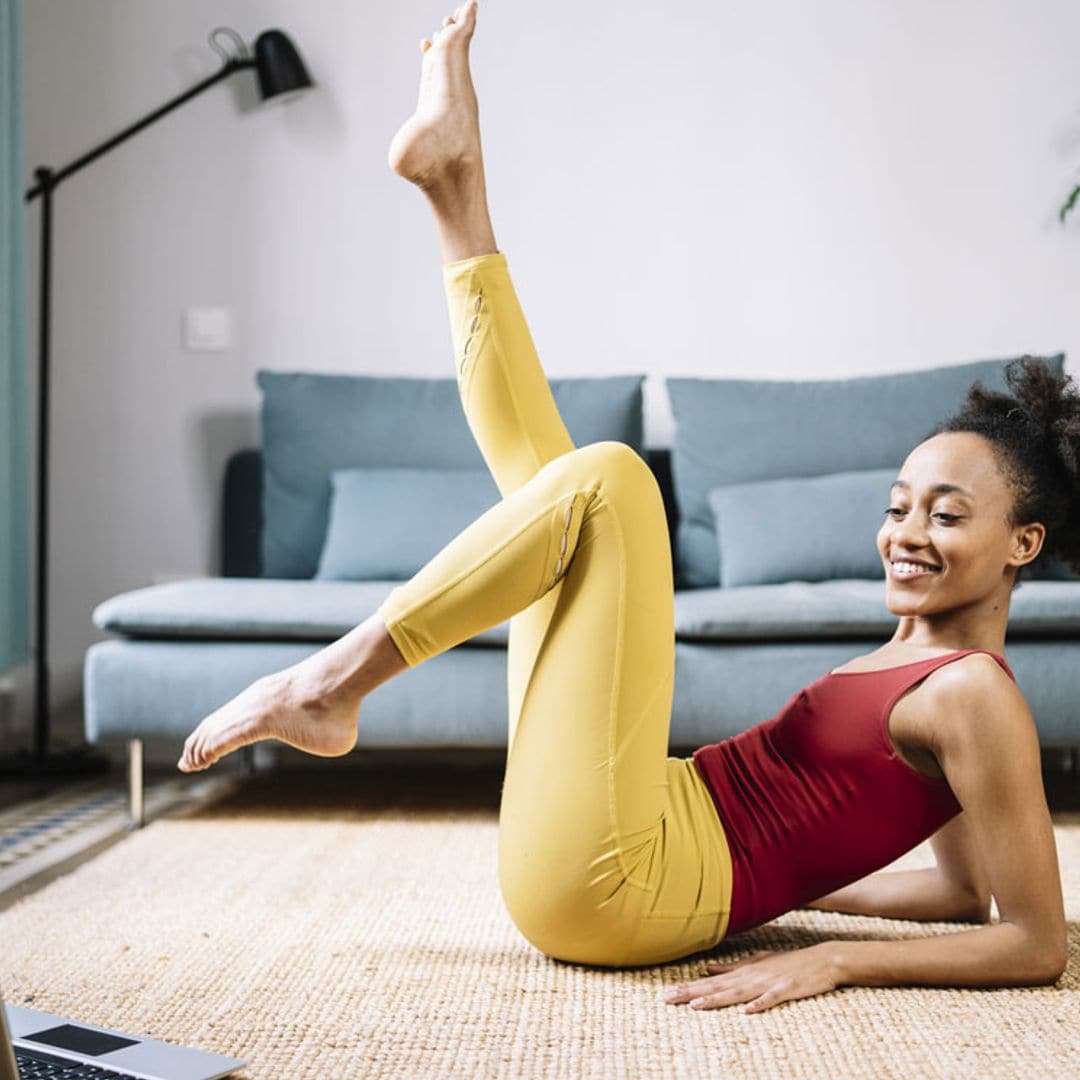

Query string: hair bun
1005 356 1080 480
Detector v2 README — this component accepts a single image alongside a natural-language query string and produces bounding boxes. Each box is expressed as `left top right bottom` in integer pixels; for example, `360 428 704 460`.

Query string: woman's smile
889 559 943 582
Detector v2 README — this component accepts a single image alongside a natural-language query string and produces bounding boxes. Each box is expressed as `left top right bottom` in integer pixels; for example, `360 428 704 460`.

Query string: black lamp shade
253 29 314 101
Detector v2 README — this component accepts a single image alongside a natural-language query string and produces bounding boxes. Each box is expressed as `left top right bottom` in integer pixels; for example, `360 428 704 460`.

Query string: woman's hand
661 943 843 1013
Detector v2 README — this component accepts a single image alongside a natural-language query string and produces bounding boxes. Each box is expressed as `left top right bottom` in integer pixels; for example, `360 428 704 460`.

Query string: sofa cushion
673 579 1080 640
666 354 1067 589
315 467 500 581
92 577 1080 644
258 371 646 580
91 578 512 644
707 468 897 587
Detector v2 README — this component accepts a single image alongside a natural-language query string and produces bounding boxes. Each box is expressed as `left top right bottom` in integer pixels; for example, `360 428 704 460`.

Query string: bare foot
176 672 358 773
388 0 482 189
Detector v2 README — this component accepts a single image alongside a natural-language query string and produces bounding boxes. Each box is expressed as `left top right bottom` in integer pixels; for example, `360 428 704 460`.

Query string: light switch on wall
183 306 234 352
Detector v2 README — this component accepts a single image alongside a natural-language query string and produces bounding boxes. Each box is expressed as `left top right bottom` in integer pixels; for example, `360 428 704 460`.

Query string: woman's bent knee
499 852 721 969
549 440 662 510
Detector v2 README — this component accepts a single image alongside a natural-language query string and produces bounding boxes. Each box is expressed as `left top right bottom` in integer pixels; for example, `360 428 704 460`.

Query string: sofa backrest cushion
257 371 646 579
666 354 1067 589
314 467 501 580
222 446 680 580
708 468 898 588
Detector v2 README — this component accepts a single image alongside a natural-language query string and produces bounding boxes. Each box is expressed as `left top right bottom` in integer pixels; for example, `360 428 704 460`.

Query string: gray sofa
84 359 1080 826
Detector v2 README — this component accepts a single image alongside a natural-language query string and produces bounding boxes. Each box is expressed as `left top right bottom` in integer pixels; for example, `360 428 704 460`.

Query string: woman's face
875 431 1043 617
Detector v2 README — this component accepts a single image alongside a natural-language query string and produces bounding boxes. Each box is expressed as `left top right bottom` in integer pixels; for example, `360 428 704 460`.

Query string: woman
178 0 1071 1013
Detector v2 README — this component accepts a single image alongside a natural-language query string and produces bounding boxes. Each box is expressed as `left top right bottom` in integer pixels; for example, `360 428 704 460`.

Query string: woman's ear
1008 521 1046 569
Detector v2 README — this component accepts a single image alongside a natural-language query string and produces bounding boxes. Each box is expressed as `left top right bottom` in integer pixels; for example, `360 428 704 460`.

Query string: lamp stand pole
0 59 255 779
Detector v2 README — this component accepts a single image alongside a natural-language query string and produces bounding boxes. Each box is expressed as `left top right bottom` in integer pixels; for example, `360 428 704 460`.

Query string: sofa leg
128 738 144 829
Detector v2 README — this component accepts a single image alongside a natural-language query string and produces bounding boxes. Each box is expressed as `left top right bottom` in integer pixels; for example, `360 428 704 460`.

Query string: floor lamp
3 26 313 778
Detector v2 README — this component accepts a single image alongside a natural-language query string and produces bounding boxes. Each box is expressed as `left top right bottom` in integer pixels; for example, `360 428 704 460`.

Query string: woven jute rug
0 766 1076 1079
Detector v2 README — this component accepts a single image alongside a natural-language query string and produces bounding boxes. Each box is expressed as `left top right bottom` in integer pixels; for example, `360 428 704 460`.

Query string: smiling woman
930 358 1080 579
678 358 1076 1010
874 359 1078 616
175 0 1072 1017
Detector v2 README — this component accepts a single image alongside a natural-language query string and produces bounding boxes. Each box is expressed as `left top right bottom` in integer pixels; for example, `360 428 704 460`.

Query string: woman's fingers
703 948 772 973
662 950 775 1003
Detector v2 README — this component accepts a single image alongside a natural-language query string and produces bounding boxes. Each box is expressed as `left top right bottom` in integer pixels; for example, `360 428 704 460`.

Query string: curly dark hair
928 355 1080 580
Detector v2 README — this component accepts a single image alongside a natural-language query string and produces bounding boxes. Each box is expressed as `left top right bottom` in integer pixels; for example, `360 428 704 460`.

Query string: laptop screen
21 1022 138 1056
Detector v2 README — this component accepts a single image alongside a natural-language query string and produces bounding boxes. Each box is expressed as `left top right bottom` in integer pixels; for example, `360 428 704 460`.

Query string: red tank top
692 648 1016 937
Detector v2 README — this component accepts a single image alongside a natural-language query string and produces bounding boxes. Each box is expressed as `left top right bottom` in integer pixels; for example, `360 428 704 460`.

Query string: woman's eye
883 507 960 523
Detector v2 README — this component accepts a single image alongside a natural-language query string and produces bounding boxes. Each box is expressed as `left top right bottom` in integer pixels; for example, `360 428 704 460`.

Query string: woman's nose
890 510 930 547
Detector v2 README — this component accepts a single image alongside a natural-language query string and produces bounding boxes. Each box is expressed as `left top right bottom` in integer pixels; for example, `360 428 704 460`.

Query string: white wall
18 0 1080 721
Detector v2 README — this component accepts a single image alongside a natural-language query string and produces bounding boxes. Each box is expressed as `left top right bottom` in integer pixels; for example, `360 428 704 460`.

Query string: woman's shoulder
831 646 1012 678
922 650 1017 693
902 652 1030 747
888 651 1027 761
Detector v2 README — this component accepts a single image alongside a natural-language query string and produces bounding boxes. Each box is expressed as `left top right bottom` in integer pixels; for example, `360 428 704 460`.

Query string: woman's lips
890 560 942 582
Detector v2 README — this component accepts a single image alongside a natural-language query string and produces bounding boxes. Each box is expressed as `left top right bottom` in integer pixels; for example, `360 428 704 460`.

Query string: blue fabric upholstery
707 468 897 587
670 639 1080 747
84 634 1080 749
258 372 645 580
666 354 1066 588
315 467 501 581
90 578 511 645
84 637 511 746
91 576 1080 643
85 368 1080 761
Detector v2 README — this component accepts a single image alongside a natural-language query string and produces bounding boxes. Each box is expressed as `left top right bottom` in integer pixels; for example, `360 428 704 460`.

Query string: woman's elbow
1019 928 1069 984
1039 939 1069 983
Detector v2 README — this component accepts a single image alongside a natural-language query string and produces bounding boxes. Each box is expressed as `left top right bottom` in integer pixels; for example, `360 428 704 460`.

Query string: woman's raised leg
175 1 734 973
389 0 587 744
389 0 576 497
380 2 732 967
176 0 562 773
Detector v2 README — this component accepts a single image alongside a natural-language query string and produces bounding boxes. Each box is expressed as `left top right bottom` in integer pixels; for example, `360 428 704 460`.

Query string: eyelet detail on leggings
549 498 576 588
461 290 483 375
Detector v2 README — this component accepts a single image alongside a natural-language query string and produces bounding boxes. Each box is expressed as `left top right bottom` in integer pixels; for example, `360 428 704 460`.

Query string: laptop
0 984 244 1079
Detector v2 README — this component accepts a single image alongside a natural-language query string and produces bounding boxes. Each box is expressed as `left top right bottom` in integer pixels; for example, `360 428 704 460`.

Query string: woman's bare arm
804 865 990 922
805 813 991 921
663 655 1065 1013
830 654 1067 987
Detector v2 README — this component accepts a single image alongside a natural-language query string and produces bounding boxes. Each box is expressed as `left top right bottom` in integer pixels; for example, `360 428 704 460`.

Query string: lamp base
0 744 112 780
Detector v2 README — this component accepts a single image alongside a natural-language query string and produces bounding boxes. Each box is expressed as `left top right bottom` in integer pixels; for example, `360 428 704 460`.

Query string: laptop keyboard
16 1046 131 1078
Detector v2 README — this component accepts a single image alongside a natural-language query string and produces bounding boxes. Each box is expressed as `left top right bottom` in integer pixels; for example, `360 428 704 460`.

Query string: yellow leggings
376 252 734 968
